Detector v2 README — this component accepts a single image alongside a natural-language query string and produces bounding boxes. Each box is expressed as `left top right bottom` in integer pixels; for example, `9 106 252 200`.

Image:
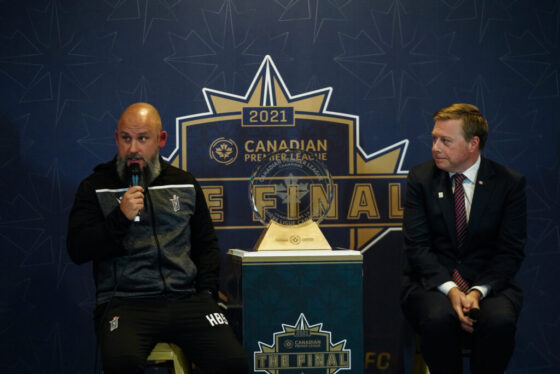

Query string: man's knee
420 302 457 333
480 311 516 338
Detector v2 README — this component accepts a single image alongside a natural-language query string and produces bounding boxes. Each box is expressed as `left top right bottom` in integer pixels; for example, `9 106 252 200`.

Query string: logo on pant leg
109 316 119 332
205 312 229 327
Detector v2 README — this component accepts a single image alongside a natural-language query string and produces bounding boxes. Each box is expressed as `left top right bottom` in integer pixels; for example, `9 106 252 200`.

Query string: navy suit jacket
401 157 526 309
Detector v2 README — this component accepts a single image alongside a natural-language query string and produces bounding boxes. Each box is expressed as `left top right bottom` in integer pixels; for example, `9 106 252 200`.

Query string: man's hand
465 288 482 305
448 287 476 333
464 289 481 316
120 186 144 220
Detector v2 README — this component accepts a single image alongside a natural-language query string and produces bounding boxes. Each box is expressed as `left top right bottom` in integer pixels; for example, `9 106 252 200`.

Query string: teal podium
225 249 363 374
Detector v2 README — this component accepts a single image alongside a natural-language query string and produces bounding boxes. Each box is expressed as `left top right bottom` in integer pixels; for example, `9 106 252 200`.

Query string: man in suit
401 103 526 374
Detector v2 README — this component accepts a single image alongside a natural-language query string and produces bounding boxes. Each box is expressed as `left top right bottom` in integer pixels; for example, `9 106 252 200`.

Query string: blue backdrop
1 1 559 373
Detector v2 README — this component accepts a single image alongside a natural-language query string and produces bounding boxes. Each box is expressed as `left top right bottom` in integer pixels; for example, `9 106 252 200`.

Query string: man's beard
116 152 162 186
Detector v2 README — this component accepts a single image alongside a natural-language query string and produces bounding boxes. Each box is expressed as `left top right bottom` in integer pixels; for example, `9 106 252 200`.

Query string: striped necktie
453 173 467 250
452 173 469 292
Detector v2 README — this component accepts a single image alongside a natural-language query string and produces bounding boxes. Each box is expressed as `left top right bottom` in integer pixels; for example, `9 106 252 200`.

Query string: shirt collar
450 155 481 183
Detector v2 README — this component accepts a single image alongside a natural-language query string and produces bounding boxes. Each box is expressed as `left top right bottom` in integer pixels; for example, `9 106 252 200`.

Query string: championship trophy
249 148 334 251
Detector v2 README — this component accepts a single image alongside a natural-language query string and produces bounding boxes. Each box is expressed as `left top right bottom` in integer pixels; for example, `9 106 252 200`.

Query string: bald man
67 103 247 374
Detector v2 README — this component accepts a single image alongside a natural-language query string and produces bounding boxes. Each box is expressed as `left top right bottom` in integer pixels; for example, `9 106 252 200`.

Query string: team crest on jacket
165 55 409 253
169 194 181 212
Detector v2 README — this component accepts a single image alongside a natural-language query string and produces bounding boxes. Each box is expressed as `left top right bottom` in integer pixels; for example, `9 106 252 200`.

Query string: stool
411 335 506 374
412 334 430 374
147 343 191 374
412 334 473 374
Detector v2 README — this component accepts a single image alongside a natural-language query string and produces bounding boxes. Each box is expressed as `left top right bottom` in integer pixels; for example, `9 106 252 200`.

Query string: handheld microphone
467 308 480 323
129 163 142 222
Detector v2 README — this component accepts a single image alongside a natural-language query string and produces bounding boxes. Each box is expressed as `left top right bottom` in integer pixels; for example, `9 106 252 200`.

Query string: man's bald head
118 102 162 133
115 102 167 178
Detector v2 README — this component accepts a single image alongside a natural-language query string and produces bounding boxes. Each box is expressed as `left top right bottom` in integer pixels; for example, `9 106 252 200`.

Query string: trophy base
253 220 331 251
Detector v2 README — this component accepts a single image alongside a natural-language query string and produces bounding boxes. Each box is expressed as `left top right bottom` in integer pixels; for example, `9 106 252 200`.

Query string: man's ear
469 136 480 151
158 131 168 148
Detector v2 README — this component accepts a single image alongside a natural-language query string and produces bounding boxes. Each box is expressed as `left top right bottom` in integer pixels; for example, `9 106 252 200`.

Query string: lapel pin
478 180 484 185
438 192 444 198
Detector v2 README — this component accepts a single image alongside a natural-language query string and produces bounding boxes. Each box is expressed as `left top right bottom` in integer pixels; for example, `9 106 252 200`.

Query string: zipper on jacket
146 187 168 292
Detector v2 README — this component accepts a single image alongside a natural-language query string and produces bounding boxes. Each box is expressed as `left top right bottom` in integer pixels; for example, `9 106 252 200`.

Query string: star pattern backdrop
0 0 559 373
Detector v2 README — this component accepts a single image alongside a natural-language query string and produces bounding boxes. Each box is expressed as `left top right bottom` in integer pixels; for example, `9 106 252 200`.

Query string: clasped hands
448 287 482 333
120 186 145 220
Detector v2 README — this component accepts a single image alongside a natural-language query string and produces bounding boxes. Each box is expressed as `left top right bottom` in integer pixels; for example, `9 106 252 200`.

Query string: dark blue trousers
402 289 519 374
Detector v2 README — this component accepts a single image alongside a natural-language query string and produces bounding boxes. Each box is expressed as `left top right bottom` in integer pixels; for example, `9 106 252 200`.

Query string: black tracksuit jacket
67 157 220 304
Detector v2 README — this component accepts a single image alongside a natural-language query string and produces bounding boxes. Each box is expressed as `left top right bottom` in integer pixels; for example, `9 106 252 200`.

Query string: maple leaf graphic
215 143 232 159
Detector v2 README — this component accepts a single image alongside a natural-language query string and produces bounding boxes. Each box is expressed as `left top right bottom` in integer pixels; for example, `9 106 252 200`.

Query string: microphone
466 308 480 323
129 163 142 222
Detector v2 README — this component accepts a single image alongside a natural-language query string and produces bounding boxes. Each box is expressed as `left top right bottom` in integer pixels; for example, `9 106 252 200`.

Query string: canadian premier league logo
165 55 408 252
254 314 351 374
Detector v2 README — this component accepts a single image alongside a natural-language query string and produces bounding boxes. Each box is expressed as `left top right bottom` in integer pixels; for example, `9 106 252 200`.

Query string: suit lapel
466 158 496 241
433 168 456 247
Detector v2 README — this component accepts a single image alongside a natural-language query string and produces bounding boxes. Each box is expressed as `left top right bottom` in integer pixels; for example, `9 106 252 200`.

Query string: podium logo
254 313 351 374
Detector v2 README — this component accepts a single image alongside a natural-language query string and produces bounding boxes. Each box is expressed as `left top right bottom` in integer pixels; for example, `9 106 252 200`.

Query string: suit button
457 260 462 264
